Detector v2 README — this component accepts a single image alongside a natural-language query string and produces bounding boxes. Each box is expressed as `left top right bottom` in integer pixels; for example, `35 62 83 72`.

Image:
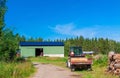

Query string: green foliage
27 37 43 42
15 57 26 62
0 0 6 40
93 55 108 67
63 36 120 56
0 26 44 61
0 28 17 61
85 54 93 58
0 61 35 78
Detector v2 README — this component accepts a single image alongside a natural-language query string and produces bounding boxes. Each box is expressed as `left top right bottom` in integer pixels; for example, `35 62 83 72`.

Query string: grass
0 61 35 78
30 56 119 78
30 56 67 67
80 55 118 78
79 66 117 78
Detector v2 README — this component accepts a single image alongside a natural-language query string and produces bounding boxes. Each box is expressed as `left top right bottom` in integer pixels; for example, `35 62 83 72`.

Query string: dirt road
31 62 81 78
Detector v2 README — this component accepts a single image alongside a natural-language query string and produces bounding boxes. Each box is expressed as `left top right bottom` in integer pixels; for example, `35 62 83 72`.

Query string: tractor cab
69 46 84 57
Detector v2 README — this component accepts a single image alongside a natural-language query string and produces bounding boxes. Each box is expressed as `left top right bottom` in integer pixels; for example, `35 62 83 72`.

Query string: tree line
1 0 120 61
64 36 120 56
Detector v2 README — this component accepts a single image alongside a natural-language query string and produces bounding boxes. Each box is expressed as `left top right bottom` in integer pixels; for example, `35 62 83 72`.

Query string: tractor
66 46 93 71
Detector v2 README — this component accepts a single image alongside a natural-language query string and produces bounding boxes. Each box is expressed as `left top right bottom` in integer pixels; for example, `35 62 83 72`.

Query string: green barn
19 42 64 57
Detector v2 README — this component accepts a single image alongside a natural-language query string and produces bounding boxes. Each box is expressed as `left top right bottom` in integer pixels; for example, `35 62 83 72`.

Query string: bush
93 54 108 67
15 57 25 62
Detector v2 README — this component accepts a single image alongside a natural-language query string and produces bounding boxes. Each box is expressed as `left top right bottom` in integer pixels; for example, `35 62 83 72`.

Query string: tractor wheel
71 66 75 72
87 65 92 71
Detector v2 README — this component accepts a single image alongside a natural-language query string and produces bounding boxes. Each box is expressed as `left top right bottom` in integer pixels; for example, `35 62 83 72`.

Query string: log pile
107 52 120 75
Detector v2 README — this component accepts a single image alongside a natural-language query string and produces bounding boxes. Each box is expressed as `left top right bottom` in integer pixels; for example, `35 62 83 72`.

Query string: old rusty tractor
66 46 93 71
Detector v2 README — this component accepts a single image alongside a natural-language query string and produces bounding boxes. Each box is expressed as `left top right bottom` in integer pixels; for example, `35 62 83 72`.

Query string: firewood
114 69 120 75
108 52 115 60
114 64 120 69
107 52 120 76
115 60 120 63
113 54 120 60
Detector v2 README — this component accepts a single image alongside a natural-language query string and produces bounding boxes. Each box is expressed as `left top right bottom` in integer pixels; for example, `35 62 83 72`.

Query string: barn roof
19 42 64 46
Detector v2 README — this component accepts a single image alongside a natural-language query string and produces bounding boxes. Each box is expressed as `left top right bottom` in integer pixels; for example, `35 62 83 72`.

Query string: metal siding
19 46 64 57
43 46 64 54
20 47 35 57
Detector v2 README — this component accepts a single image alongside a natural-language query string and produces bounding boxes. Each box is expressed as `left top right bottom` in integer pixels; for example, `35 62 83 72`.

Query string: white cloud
51 23 74 35
51 23 97 38
50 23 120 41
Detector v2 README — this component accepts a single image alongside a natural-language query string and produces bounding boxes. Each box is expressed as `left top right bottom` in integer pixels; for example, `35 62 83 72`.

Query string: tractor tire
71 66 75 72
87 65 92 71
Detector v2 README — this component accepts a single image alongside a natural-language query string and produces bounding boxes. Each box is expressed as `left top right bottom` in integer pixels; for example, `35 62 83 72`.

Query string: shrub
15 57 25 62
93 54 108 67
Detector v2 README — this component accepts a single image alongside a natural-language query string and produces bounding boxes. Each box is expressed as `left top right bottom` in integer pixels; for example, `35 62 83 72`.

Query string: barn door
35 48 43 57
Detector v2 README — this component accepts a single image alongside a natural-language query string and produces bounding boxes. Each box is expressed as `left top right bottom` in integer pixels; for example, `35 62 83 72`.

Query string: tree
20 35 26 42
0 0 6 41
64 40 71 56
0 28 16 60
63 36 120 55
28 37 35 42
36 37 43 42
0 0 7 61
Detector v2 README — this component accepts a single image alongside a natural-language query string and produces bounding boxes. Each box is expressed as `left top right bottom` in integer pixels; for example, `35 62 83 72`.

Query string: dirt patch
30 62 82 78
41 63 49 65
70 74 82 78
33 63 39 66
56 68 65 71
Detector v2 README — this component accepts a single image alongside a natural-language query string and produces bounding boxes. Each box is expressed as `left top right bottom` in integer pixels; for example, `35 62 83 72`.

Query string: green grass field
30 56 118 78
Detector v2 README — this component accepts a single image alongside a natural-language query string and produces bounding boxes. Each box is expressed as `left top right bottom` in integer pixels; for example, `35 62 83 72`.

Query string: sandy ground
30 62 81 78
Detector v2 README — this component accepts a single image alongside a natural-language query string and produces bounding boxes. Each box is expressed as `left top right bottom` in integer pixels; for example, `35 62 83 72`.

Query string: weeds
93 55 108 67
0 61 35 78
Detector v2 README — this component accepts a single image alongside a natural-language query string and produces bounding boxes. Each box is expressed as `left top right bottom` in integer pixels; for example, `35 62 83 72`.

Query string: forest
1 0 120 61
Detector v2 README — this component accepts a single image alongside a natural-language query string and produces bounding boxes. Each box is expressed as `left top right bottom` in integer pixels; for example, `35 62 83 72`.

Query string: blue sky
5 0 120 41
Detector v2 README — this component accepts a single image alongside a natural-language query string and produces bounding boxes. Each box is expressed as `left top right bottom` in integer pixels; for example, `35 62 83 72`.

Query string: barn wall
19 46 64 57
20 46 35 57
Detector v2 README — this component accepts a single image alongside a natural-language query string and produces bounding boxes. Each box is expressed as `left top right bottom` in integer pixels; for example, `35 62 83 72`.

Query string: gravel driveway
30 62 81 78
